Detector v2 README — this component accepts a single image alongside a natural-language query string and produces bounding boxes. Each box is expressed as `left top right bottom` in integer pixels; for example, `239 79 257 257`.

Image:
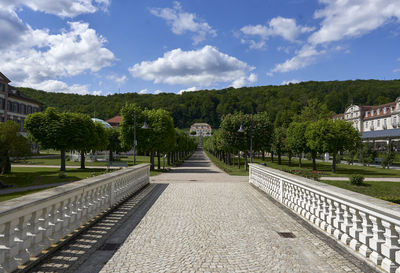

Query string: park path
97 150 366 273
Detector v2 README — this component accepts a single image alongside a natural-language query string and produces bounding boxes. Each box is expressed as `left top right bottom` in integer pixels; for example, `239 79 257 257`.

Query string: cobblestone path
99 150 368 273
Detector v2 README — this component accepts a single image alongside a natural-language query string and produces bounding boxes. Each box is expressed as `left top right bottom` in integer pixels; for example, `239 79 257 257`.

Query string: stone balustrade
249 163 400 273
0 164 150 273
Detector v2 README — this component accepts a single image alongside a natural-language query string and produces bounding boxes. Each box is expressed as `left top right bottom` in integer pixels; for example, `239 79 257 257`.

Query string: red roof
106 115 122 124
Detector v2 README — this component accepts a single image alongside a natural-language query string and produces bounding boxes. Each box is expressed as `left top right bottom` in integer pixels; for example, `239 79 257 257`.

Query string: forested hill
17 79 400 128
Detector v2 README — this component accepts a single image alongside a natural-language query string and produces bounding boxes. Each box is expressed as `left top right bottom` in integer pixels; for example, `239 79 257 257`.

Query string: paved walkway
98 150 366 273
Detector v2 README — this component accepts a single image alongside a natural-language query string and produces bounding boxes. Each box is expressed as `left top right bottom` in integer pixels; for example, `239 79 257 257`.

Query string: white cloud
0 0 110 18
240 16 313 49
394 68 400 73
0 9 28 49
92 90 102 96
281 79 300 85
270 45 325 74
178 86 197 95
271 0 400 74
150 1 216 45
0 21 115 92
129 45 255 88
23 80 90 94
309 0 400 46
139 89 164 95
108 74 127 84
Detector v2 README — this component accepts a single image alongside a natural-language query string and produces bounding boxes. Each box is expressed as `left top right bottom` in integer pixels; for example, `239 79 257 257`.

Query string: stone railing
0 164 150 273
249 163 400 273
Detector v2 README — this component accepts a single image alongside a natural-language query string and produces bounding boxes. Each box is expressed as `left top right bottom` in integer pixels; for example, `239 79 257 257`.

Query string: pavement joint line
16 182 150 273
250 183 382 273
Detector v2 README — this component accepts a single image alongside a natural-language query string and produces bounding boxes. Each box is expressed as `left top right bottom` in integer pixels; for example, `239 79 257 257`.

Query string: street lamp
133 109 150 166
238 115 253 163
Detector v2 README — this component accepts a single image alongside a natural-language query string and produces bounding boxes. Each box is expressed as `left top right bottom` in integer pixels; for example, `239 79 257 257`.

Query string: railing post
279 178 283 203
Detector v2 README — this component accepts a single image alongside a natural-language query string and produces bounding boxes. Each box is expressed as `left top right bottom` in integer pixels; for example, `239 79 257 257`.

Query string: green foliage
349 174 364 185
17 79 400 128
361 142 375 166
344 150 357 165
0 121 31 174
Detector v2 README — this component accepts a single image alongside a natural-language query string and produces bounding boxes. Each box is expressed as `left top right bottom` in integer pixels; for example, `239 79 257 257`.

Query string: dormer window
365 111 369 117
377 108 381 115
384 108 387 114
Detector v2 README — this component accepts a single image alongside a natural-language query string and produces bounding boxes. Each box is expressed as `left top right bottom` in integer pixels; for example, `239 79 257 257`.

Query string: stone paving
99 151 367 273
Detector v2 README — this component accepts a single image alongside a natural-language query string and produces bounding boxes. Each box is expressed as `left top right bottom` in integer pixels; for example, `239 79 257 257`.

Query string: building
0 72 41 134
333 98 400 150
190 123 212 136
106 115 122 127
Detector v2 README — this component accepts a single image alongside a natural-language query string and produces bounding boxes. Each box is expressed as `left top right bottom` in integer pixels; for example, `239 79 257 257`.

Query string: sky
0 0 400 96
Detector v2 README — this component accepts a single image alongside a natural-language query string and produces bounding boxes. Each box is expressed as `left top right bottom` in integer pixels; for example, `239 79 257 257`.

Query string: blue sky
0 0 399 95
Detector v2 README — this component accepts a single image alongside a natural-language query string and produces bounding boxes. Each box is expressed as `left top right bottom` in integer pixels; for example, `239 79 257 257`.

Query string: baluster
26 210 43 257
309 193 318 223
349 208 362 251
303 190 313 219
380 220 400 272
14 216 30 266
339 204 352 244
332 201 343 240
369 216 385 265
0 221 18 272
62 198 73 234
326 199 336 235
317 196 329 230
359 212 373 258
38 207 52 251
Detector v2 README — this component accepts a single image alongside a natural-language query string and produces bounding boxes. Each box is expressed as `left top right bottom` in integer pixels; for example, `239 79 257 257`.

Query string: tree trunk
262 150 265 161
244 154 248 171
271 151 274 162
157 152 161 170
60 149 66 171
167 153 171 166
80 150 85 169
0 153 11 174
238 153 241 169
332 152 336 173
312 152 317 171
298 155 302 168
150 151 155 171
288 153 291 167
278 151 281 165
109 150 114 162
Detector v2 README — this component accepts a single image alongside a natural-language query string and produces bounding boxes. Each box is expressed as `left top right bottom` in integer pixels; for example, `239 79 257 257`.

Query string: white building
190 123 212 136
333 98 400 133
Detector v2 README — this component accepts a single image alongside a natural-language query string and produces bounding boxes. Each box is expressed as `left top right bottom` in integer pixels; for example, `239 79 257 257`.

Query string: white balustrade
249 163 400 273
0 164 150 272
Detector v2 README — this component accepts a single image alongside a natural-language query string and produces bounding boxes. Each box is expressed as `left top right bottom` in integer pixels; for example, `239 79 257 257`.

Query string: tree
287 121 309 167
0 121 31 174
296 99 332 122
107 127 123 161
305 119 360 173
25 108 90 171
72 114 97 169
272 127 286 165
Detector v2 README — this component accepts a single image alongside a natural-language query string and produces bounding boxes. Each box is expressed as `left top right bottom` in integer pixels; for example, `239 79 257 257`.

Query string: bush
349 174 364 185
58 171 67 178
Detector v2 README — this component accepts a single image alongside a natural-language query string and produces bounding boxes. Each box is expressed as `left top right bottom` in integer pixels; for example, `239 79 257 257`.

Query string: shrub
58 171 67 178
349 174 364 185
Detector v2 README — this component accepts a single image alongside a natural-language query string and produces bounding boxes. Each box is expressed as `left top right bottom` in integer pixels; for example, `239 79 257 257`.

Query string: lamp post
238 114 253 163
133 109 149 166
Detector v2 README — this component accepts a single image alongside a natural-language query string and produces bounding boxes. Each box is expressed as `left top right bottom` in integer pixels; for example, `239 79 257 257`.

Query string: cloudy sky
0 0 399 95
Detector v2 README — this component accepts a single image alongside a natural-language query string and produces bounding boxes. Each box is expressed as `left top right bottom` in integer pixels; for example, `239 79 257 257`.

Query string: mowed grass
0 167 110 187
320 180 400 204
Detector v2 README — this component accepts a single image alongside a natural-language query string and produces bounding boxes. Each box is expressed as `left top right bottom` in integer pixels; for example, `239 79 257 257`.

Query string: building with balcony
190 123 212 136
0 72 41 134
333 98 400 150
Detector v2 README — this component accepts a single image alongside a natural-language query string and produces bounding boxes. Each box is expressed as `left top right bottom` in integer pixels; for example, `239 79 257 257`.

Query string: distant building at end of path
190 123 212 136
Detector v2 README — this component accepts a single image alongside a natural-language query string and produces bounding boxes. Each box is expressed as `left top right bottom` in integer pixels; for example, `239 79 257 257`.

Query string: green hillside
17 79 400 128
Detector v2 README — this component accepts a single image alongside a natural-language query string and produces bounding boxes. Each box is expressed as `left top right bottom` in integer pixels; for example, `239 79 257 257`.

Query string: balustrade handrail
249 163 400 273
0 163 150 272
249 164 400 225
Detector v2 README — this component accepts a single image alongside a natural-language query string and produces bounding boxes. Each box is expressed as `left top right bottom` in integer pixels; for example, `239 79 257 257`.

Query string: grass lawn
0 167 111 187
206 151 400 177
320 180 400 204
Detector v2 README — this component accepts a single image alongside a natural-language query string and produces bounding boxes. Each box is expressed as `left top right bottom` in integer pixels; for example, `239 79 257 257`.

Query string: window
365 121 368 127
0 98 4 110
378 120 380 127
365 112 368 117
384 108 387 114
377 108 381 115
394 116 397 124
0 83 5 92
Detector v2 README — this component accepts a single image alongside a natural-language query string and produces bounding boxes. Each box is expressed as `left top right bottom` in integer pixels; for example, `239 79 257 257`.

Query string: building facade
106 115 122 128
333 98 400 133
190 123 212 136
0 72 41 133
